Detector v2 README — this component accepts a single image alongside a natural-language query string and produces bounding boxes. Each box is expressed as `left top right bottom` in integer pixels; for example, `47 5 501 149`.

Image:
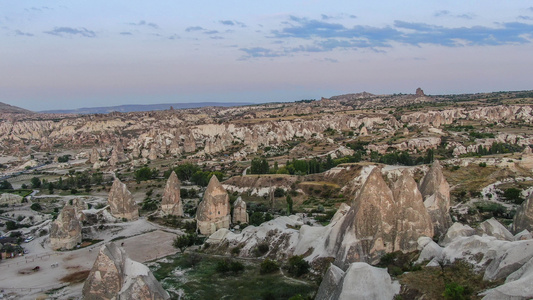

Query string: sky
1 1 533 111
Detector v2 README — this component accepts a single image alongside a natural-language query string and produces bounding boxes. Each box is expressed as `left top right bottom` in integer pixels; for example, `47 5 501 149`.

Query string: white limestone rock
478 218 514 241
328 262 400 300
441 223 475 246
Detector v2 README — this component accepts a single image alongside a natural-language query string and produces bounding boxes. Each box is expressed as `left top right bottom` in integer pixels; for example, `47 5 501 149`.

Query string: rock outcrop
160 171 183 216
316 262 400 300
513 193 533 233
49 205 82 250
390 170 434 252
332 168 433 266
196 176 231 235
82 243 169 300
108 178 139 221
333 167 397 265
232 197 249 224
419 160 452 239
0 193 22 205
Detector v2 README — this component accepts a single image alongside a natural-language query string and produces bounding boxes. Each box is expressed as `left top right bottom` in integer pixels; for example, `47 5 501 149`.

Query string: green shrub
260 259 279 274
443 282 470 300
287 255 310 277
30 203 42 211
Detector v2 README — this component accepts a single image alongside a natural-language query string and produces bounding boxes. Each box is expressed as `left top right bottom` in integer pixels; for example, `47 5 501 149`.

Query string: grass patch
398 260 503 300
151 253 317 300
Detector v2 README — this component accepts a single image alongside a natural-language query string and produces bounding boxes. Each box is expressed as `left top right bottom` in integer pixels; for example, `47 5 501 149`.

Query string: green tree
287 255 310 277
0 180 13 190
173 234 191 253
286 195 293 215
31 177 41 188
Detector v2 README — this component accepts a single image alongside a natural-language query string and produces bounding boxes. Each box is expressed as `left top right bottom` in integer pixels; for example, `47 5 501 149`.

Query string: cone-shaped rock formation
419 160 452 239
161 171 183 216
50 205 82 250
196 175 230 235
82 243 169 300
513 193 533 233
108 178 139 221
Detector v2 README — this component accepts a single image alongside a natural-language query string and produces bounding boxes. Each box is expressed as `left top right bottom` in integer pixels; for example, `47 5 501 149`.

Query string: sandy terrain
0 218 179 300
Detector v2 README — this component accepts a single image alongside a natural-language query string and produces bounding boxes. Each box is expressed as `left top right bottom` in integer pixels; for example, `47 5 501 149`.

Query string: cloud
434 10 450 17
240 16 533 59
518 16 533 20
25 6 52 13
210 36 224 39
14 30 34 37
168 34 180 40
529 7 533 12
185 26 204 32
434 10 475 19
129 20 159 29
204 30 219 35
219 20 234 26
219 20 247 27
239 47 283 58
120 31 132 35
44 27 96 37
323 57 338 63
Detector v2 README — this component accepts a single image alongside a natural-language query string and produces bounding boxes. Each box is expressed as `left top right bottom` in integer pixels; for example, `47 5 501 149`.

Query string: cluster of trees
163 163 224 187
474 142 524 156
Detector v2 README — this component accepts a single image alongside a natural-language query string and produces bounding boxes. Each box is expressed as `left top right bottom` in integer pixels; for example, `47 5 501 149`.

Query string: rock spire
196 175 230 235
108 178 139 221
82 243 170 300
161 171 183 216
49 205 82 250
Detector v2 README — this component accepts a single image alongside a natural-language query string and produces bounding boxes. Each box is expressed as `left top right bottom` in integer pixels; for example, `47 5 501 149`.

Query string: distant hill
0 102 33 114
39 102 254 114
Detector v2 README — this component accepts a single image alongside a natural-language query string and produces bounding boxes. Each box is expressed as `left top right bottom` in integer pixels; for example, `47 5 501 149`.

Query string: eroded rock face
161 171 183 216
82 243 169 300
318 262 400 300
49 205 82 250
196 176 230 235
0 193 22 205
419 160 452 239
232 197 249 224
108 178 139 221
513 193 533 234
333 168 434 266
333 167 397 266
391 170 434 252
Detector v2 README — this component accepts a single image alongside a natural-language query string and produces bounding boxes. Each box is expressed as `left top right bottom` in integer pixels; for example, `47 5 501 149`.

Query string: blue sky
1 1 533 111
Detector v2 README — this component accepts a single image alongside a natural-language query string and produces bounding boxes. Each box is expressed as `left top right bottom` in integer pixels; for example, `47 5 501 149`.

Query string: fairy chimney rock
416 87 425 97
82 243 170 300
232 197 249 224
161 171 183 216
391 170 434 252
419 160 452 239
334 167 397 266
49 205 82 250
196 175 230 235
90 148 100 164
513 193 533 233
108 178 139 221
